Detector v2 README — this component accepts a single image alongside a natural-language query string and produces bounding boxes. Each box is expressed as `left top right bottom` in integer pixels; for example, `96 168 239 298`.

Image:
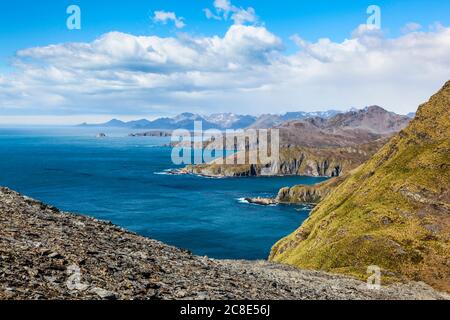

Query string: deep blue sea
0 127 327 260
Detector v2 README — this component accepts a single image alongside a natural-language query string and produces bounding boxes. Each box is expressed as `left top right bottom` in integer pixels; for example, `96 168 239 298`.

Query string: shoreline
166 167 332 179
166 168 331 207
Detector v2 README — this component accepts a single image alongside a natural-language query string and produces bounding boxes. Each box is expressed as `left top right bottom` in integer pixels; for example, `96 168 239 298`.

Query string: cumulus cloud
153 10 185 29
204 0 258 25
15 25 282 73
0 23 449 121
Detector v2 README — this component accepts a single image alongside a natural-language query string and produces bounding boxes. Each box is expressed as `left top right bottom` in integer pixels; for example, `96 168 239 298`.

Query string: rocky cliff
276 175 348 204
180 139 387 178
270 81 450 293
0 187 447 300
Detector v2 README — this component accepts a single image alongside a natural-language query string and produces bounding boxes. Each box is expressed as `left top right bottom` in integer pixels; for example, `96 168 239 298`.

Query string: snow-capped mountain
248 110 342 129
79 109 352 130
281 110 342 121
204 113 257 129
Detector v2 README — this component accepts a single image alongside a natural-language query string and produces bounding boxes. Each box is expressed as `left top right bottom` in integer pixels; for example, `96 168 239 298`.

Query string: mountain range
179 105 412 178
79 110 347 130
278 105 412 147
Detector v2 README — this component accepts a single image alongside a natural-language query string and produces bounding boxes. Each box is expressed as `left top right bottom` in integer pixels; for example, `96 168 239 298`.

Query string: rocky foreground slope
270 81 450 293
0 187 447 300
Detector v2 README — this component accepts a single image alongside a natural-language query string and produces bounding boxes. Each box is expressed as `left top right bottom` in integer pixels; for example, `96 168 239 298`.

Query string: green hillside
270 81 450 292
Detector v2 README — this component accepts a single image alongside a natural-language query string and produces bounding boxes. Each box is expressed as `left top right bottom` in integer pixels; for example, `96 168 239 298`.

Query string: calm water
0 127 327 259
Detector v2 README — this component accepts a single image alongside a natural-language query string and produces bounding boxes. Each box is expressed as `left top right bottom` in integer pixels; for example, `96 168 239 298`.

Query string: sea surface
0 127 328 259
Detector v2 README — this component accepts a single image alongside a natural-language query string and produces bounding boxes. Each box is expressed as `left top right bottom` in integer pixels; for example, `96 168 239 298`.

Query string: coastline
1 186 448 300
166 167 333 179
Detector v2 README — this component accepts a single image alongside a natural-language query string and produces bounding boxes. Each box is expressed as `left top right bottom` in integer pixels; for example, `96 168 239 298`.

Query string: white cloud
231 7 257 25
204 0 258 25
153 10 186 29
402 22 422 33
203 8 221 21
15 26 282 73
0 23 449 121
214 0 233 13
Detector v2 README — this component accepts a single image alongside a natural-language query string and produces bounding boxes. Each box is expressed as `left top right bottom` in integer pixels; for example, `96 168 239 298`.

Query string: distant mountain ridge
79 107 411 135
247 110 343 129
80 113 220 130
79 110 352 130
277 105 411 148
321 106 412 134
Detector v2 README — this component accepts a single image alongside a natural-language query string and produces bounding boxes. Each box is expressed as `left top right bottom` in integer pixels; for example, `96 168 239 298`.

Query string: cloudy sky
0 0 449 124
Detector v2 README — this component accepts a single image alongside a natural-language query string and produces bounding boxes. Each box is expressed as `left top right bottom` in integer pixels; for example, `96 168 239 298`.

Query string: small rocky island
244 197 278 206
0 187 447 300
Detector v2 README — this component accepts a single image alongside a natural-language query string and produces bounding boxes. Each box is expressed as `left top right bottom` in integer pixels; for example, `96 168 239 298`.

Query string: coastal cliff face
2 187 447 300
182 139 388 178
270 81 450 293
276 175 348 204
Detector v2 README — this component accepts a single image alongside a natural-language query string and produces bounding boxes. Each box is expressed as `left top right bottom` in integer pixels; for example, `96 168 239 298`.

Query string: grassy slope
269 81 450 292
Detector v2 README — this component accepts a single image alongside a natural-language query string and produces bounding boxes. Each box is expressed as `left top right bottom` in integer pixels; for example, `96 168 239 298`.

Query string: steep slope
270 81 450 292
2 187 447 300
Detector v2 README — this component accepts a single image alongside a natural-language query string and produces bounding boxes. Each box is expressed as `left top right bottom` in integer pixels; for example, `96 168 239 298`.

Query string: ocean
0 127 328 260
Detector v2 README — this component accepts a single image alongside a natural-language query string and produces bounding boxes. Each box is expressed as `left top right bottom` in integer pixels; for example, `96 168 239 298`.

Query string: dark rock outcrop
244 197 278 206
276 175 348 204
129 131 172 137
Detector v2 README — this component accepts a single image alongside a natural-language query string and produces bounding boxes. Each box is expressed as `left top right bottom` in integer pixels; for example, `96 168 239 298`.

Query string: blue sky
1 0 448 62
0 0 449 123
